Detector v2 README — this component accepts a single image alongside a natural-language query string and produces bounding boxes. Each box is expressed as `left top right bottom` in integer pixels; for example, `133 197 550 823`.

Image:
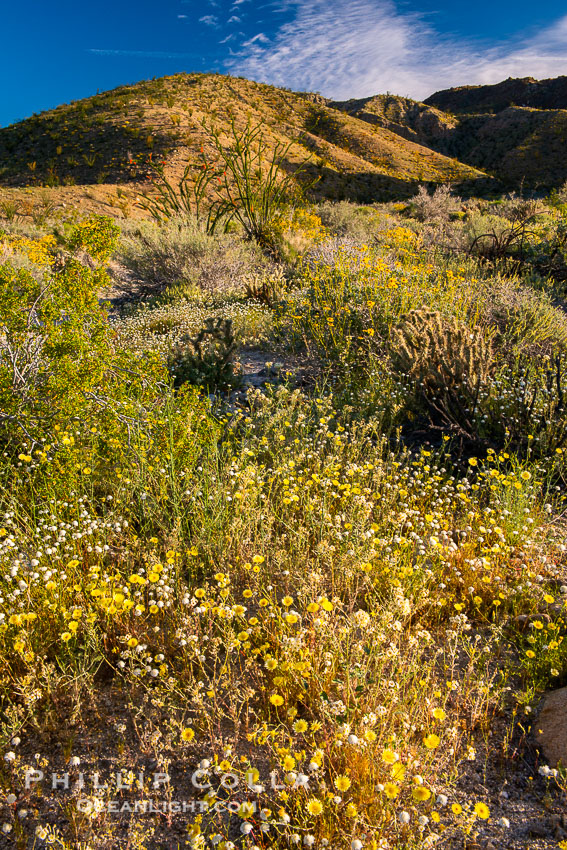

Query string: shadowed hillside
332 81 567 190
425 75 567 114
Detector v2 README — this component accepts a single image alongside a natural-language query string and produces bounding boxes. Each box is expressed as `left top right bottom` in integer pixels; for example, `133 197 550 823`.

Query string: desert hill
330 94 457 151
4 72 567 204
0 73 487 204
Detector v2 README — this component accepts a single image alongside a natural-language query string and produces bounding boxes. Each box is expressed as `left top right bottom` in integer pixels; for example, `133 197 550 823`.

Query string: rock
527 820 551 838
535 686 567 767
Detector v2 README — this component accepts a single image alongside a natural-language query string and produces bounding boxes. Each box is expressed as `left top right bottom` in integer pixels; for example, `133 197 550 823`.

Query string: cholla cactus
243 265 287 306
168 317 238 393
391 309 494 437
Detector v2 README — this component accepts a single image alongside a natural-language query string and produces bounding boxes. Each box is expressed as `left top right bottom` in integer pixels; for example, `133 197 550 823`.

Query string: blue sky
2 1 567 126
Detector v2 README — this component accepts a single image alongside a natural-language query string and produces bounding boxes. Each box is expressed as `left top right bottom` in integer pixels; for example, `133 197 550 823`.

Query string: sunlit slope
0 73 488 201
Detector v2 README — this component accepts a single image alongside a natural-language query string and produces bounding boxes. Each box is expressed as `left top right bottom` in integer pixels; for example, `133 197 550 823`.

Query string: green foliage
0 200 22 223
466 200 542 266
67 214 120 263
167 316 239 393
489 354 567 458
2 195 567 848
0 258 111 441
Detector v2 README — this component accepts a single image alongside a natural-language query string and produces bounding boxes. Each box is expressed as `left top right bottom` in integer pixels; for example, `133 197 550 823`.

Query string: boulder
535 686 567 768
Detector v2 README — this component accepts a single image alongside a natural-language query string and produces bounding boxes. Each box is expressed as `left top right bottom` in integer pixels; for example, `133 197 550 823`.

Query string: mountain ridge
332 77 567 190
424 75 567 114
3 73 567 201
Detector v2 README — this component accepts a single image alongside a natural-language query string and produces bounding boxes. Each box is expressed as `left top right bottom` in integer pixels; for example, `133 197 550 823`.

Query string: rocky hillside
333 80 567 190
329 94 457 150
0 73 487 203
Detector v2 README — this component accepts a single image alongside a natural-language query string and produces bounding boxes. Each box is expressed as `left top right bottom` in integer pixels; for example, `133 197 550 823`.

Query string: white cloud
225 0 567 100
242 32 270 47
227 15 241 23
199 14 219 27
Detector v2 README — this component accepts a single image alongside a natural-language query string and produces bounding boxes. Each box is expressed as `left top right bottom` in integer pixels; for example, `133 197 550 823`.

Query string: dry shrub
475 276 567 355
317 201 388 242
118 217 264 297
411 184 462 223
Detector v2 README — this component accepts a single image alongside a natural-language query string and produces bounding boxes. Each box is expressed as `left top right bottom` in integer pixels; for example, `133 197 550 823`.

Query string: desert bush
0 199 23 223
119 217 261 297
136 160 210 222
497 195 542 223
524 215 567 284
488 353 567 457
390 308 567 458
0 256 111 442
316 200 388 242
30 192 58 226
465 202 542 266
201 118 312 255
271 206 327 262
547 180 567 209
411 183 462 222
475 276 567 355
139 118 313 256
67 213 120 264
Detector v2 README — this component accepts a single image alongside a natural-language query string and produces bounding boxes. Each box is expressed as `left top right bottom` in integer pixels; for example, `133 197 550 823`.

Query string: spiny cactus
168 317 239 393
243 266 287 307
390 309 494 437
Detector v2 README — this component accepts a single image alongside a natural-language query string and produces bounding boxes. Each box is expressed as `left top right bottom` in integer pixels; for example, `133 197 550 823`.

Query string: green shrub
0 259 111 441
67 214 120 263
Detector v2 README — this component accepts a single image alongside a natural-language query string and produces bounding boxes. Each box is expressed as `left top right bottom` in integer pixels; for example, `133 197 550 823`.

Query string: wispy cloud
227 15 241 23
225 0 567 100
199 14 219 27
89 48 198 59
242 32 270 47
